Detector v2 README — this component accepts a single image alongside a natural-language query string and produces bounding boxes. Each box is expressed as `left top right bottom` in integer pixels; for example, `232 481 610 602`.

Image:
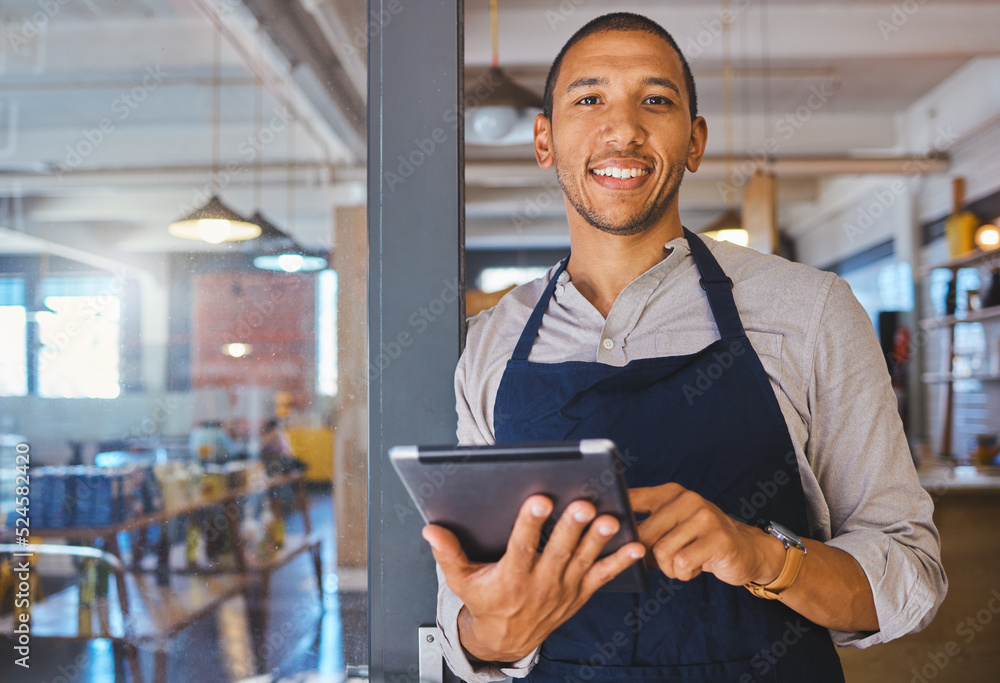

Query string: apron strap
683 228 746 340
511 256 570 361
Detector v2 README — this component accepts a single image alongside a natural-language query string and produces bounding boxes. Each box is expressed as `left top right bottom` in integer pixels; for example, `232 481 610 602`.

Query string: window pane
0 306 27 397
37 282 122 399
0 1 368 679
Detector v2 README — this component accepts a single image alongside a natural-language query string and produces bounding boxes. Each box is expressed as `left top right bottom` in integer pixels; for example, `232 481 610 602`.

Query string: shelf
920 247 1000 276
922 372 1000 383
920 304 1000 329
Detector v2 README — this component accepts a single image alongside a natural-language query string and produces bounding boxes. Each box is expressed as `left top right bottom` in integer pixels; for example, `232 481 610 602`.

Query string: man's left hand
629 483 784 586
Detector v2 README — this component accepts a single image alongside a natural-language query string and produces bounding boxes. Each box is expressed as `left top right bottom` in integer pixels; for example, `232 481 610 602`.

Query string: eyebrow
565 76 681 97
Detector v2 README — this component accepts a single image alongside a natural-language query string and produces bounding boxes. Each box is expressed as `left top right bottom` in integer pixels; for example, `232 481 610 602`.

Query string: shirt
438 233 947 681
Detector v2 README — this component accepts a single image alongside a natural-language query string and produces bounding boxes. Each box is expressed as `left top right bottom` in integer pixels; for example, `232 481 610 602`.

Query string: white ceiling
1 0 999 259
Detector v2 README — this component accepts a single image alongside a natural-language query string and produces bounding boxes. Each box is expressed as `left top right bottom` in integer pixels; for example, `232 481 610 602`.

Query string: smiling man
423 13 945 682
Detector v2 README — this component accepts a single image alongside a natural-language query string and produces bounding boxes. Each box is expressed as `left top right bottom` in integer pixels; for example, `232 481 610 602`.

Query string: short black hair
542 12 698 122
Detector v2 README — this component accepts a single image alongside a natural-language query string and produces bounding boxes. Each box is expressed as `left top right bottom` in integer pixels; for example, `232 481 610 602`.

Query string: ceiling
1 0 999 261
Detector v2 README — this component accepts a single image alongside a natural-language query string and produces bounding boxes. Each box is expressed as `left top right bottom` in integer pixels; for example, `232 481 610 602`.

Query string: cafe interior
1 1 1000 681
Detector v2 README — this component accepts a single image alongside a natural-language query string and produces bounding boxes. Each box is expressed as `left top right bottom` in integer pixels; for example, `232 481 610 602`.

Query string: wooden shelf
922 372 1000 383
920 304 1000 329
920 247 1000 276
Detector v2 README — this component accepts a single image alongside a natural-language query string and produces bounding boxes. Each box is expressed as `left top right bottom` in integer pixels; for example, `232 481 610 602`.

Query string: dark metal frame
368 0 465 678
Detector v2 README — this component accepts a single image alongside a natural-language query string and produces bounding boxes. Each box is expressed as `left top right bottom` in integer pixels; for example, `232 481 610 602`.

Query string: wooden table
0 472 322 683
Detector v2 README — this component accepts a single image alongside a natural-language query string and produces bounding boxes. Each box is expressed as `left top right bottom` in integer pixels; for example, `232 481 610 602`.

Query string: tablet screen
390 438 648 592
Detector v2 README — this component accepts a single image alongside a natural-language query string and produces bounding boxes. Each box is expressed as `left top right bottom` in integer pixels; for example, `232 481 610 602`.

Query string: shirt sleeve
436 327 542 679
806 277 947 647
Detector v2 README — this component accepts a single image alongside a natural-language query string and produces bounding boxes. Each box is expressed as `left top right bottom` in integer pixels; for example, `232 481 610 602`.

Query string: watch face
767 521 804 549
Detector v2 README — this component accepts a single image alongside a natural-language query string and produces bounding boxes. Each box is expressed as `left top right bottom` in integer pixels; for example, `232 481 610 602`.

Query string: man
423 13 945 682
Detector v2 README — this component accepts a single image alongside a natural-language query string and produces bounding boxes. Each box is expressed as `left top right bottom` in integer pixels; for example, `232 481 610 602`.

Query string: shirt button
555 285 565 296
602 338 614 350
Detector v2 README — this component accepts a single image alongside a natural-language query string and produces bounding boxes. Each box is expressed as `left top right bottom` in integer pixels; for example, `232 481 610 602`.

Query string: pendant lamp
168 19 260 243
465 0 542 146
700 4 748 249
252 108 327 273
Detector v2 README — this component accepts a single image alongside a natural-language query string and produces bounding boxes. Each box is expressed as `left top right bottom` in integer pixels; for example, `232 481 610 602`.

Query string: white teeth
592 167 649 178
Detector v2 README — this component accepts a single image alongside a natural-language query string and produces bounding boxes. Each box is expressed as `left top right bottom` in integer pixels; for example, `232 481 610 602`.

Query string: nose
600 103 644 148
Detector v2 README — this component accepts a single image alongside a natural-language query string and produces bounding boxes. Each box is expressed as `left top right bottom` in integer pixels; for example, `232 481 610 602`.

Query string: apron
493 229 845 682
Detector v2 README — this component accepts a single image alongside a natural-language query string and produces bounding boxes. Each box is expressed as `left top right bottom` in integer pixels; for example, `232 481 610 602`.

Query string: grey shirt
438 233 946 681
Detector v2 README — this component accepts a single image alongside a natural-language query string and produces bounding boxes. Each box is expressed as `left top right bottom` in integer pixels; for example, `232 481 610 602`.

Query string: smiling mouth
591 167 651 178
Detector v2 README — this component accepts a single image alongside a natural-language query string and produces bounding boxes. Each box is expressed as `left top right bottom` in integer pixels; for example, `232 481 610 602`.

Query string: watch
744 521 807 600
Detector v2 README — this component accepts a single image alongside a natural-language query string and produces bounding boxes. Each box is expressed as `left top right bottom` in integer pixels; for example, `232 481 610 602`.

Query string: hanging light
465 0 542 146
250 111 327 273
700 209 749 246
249 211 327 272
975 222 1000 251
167 19 259 243
253 250 327 273
168 196 262 243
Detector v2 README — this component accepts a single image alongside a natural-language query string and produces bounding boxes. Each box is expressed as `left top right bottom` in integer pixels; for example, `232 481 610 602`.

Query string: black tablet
389 438 648 592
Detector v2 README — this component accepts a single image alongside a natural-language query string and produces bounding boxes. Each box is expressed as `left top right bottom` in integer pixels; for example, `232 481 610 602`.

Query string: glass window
0 279 27 397
36 277 122 399
0 1 367 680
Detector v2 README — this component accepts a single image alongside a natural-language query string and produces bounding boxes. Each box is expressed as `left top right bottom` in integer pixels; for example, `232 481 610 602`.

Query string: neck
566 214 684 318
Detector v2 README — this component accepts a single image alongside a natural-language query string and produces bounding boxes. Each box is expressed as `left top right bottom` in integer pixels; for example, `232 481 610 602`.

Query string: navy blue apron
493 229 844 682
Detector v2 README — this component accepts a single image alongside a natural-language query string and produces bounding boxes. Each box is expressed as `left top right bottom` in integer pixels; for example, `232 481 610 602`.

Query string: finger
502 494 553 573
579 542 647 597
648 510 716 578
562 514 620 587
629 483 686 514
668 536 720 582
534 499 597 576
635 488 705 548
422 524 476 588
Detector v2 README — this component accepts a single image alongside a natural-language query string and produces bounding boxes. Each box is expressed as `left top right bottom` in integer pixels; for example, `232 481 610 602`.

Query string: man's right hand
421 494 647 661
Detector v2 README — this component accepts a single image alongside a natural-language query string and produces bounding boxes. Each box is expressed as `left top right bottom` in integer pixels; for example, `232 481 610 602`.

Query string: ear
534 113 554 169
686 116 709 173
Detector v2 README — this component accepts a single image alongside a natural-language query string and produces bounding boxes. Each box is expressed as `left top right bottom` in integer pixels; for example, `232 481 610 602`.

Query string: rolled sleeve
436 564 540 681
807 278 947 647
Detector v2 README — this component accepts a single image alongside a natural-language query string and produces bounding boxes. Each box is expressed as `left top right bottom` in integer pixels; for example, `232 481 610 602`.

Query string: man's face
535 30 706 236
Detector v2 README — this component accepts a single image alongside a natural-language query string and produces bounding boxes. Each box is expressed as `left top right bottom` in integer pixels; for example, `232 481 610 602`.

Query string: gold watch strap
745 541 806 600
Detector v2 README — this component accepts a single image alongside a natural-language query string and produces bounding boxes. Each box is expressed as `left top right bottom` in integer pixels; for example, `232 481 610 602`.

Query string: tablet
389 438 648 593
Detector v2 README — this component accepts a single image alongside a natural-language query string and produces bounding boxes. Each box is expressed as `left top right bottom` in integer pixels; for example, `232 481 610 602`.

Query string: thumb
422 524 474 580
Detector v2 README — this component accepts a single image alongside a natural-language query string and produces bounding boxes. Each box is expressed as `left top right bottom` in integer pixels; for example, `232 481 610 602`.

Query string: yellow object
946 211 979 257
287 427 335 483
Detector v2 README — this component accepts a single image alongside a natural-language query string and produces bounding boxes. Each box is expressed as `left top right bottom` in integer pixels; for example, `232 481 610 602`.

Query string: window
36 277 121 399
317 269 338 397
0 278 27 397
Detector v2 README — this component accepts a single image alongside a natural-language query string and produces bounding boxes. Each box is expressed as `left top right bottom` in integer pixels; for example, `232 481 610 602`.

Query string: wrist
457 607 530 664
752 528 787 585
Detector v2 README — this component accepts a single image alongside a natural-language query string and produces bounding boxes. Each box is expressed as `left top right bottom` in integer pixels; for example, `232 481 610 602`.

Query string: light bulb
277 254 305 272
197 219 234 244
975 224 1000 251
469 106 518 140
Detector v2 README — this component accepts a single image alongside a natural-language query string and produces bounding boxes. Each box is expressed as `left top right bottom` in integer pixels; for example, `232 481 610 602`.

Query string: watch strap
745 534 806 600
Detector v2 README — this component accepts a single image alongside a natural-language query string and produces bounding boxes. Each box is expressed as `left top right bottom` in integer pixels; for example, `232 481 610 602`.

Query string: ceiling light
465 1 543 146
168 196 262 243
253 251 327 273
975 223 1000 251
222 342 252 358
704 228 750 247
